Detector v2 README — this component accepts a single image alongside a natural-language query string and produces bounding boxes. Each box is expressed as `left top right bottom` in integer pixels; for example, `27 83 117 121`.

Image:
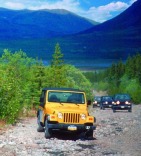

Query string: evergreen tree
134 53 141 83
30 59 46 107
51 43 64 67
125 55 135 79
0 49 34 123
50 43 67 87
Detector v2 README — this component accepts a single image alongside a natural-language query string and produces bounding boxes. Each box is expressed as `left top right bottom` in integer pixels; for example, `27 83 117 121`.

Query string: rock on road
0 104 141 156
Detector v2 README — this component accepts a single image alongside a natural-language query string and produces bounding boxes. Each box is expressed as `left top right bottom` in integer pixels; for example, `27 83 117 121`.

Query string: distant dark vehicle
93 96 101 107
112 94 132 113
100 96 114 110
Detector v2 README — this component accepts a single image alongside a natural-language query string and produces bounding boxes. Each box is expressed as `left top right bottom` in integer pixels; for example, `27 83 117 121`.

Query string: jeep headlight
116 101 120 104
58 112 63 119
80 114 86 120
125 101 130 105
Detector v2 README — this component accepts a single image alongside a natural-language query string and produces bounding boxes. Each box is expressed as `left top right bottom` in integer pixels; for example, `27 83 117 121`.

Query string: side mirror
39 97 44 103
39 97 45 108
87 100 91 105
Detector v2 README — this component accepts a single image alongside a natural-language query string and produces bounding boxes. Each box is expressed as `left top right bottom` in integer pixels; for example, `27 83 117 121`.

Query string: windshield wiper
76 104 79 106
74 103 79 106
59 102 64 105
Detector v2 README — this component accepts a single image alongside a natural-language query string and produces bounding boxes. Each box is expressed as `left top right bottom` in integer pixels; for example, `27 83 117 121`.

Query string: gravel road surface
0 104 141 156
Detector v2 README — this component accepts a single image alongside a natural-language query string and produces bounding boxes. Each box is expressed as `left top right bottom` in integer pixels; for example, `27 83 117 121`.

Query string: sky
0 0 137 22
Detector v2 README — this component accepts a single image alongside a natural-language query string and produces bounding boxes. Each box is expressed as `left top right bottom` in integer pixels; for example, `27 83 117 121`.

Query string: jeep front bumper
112 105 132 110
47 123 96 131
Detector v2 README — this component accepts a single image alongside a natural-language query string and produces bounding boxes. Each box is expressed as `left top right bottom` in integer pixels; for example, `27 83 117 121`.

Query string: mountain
49 0 141 61
60 0 141 60
81 0 141 33
0 8 98 39
0 0 141 64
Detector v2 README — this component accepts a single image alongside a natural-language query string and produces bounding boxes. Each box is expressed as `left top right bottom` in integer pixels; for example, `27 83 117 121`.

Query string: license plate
68 125 77 131
121 106 125 108
109 105 112 107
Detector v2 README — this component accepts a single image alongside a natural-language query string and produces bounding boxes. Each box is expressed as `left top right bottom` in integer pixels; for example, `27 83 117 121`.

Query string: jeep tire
45 120 52 139
79 130 93 140
128 108 132 112
113 109 116 113
37 115 44 132
85 130 93 139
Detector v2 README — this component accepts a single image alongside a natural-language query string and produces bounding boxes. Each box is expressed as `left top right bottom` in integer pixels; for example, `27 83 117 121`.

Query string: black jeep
100 96 114 110
93 96 101 107
112 94 132 112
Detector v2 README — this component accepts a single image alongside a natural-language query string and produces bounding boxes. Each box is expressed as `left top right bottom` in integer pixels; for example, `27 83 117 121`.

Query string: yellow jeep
37 88 96 139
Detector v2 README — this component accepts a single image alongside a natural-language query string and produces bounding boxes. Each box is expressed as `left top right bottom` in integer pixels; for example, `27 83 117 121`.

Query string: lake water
43 59 123 71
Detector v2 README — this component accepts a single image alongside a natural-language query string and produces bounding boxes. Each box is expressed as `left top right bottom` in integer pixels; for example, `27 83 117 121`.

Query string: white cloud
29 0 80 13
81 1 129 22
98 2 128 12
5 2 25 10
2 0 81 16
1 0 138 22
130 0 137 4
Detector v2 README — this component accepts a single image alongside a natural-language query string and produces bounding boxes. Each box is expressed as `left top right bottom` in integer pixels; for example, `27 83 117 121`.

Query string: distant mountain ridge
81 0 141 33
51 0 141 60
0 0 141 63
0 8 98 39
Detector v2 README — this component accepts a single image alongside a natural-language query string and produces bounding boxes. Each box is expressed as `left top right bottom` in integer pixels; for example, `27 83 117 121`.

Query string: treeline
0 44 92 124
84 53 141 104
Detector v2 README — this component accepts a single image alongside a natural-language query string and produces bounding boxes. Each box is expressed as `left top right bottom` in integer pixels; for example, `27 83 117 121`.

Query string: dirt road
0 104 141 156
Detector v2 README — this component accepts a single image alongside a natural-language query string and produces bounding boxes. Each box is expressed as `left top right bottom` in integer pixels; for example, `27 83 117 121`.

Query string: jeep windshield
114 94 131 101
101 96 113 101
48 91 85 104
94 96 101 102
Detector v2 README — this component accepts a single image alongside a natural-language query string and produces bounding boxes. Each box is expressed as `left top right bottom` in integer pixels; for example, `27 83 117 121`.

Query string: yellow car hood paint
45 103 88 115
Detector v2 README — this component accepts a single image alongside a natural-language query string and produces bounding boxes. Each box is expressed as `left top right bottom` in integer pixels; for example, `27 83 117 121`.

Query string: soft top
42 87 84 92
114 93 130 97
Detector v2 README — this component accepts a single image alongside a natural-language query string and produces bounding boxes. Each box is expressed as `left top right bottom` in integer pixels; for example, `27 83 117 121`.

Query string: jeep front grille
63 113 80 123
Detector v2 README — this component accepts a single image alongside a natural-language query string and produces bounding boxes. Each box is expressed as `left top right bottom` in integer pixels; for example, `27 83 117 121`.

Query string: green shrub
0 47 93 123
94 81 108 91
120 77 141 104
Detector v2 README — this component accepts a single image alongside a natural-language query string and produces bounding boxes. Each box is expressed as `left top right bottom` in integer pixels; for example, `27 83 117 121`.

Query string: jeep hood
46 105 87 114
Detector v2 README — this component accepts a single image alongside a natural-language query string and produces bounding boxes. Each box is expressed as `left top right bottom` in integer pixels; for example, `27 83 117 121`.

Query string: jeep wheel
85 130 93 139
45 120 52 139
113 109 116 113
128 109 132 112
79 130 93 140
37 115 44 132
